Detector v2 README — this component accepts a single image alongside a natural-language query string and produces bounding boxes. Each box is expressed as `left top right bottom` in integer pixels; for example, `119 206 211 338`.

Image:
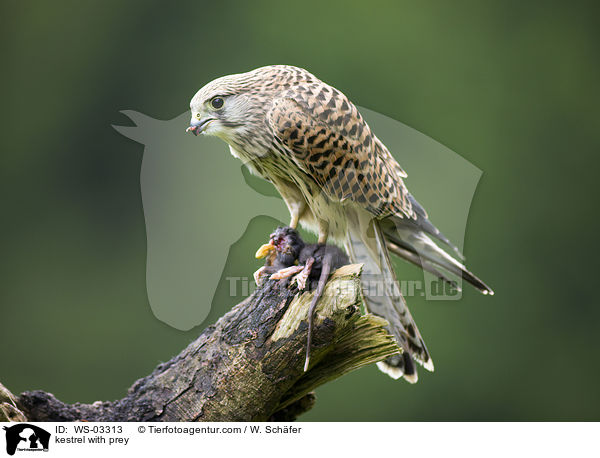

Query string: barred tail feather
384 220 494 296
387 241 461 292
406 194 465 260
344 213 434 382
377 353 419 383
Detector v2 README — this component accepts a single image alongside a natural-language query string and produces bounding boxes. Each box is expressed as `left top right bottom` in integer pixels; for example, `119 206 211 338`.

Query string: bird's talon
270 265 304 280
293 270 308 290
294 257 314 291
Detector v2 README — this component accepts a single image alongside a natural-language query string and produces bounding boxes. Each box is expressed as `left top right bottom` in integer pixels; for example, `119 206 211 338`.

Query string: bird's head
255 226 304 266
187 66 315 152
187 70 271 147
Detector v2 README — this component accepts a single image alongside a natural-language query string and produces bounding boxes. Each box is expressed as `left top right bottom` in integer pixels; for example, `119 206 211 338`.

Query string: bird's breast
229 145 349 242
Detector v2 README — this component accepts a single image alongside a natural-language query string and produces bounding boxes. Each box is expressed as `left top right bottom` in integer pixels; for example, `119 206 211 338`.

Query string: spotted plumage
188 65 493 382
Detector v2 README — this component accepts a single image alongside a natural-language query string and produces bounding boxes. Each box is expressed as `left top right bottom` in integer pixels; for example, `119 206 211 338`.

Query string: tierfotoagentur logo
3 424 50 456
113 106 483 330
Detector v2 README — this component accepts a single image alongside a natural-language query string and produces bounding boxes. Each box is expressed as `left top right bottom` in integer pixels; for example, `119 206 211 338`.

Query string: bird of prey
255 226 349 371
187 65 493 383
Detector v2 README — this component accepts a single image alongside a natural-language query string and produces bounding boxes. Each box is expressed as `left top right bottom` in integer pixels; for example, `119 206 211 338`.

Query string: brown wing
267 88 416 220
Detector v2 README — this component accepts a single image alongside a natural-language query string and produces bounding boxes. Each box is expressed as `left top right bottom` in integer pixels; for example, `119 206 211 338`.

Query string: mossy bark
4 265 398 422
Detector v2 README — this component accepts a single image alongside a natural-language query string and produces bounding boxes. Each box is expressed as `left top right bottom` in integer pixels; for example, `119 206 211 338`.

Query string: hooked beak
186 117 215 136
255 242 276 259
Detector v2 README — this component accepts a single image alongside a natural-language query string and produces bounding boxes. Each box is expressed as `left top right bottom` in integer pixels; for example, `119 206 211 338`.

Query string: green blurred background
2 0 599 420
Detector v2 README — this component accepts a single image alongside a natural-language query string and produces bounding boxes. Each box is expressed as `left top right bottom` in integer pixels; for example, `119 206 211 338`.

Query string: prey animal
187 65 493 382
255 227 349 371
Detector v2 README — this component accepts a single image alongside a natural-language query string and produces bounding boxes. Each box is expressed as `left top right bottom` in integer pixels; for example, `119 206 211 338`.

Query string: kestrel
187 65 493 382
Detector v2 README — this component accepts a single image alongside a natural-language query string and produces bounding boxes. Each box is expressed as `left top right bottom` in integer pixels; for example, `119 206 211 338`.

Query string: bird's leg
277 183 306 230
272 178 307 230
288 200 306 229
317 219 329 244
290 210 300 229
304 252 333 372
293 256 314 291
270 265 304 280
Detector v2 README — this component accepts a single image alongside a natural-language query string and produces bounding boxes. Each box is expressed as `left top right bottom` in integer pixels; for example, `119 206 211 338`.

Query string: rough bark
3 265 398 422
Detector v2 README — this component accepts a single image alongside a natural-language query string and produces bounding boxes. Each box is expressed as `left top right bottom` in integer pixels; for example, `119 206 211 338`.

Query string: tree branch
4 265 398 422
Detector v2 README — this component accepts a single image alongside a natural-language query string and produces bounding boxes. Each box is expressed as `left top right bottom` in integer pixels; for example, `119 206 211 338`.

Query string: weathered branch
0 383 27 422
3 265 398 422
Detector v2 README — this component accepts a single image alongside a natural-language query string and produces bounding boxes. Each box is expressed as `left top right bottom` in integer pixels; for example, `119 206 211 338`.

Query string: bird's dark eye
210 97 224 110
